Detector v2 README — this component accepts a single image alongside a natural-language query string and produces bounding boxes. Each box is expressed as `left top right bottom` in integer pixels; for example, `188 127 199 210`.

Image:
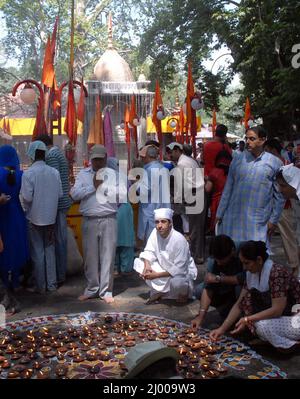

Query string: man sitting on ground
191 235 245 329
133 208 197 304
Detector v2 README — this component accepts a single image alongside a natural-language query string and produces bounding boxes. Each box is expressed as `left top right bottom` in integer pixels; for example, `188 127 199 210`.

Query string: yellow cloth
0 117 83 136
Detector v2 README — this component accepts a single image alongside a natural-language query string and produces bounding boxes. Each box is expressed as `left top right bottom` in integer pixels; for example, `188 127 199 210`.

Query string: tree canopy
138 0 300 136
0 0 300 137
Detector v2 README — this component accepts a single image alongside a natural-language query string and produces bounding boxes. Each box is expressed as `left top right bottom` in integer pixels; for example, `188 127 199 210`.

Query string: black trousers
188 192 208 261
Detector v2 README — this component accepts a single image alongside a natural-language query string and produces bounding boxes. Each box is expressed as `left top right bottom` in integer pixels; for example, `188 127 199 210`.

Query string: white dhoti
133 258 192 299
255 315 300 349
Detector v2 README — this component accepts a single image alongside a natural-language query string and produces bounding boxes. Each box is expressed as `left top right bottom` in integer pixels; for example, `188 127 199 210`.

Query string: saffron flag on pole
152 80 163 158
50 16 59 59
41 36 55 88
63 0 77 145
64 79 77 145
244 97 251 129
77 78 85 123
87 97 104 146
186 61 197 156
124 104 131 167
212 108 217 137
33 97 47 141
129 95 138 157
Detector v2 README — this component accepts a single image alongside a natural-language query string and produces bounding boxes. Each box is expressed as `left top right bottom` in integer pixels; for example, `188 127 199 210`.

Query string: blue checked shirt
216 151 285 242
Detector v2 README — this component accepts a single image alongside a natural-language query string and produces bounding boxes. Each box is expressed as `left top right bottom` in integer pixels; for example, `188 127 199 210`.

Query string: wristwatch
215 275 221 283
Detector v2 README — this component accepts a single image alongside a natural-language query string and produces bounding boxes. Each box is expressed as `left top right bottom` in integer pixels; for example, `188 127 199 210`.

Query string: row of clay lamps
0 318 228 379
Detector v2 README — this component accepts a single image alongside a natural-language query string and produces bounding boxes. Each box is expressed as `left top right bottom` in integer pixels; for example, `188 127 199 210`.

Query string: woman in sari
209 241 300 350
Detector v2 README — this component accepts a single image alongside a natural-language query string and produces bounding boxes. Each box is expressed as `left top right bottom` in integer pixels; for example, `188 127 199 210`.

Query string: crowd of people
1 124 300 352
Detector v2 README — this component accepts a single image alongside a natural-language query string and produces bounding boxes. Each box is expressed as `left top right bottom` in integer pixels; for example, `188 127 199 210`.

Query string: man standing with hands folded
70 145 118 304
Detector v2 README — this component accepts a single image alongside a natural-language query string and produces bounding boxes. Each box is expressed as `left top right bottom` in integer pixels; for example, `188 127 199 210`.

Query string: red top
203 141 232 176
208 168 228 200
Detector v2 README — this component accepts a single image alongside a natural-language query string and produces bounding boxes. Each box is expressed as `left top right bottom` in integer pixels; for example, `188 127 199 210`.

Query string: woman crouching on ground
209 241 300 351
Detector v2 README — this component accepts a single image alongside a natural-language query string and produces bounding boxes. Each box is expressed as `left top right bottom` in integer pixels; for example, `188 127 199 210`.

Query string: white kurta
133 228 197 299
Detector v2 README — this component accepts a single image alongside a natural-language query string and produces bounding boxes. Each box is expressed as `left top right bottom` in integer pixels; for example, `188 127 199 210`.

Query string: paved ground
7 235 300 378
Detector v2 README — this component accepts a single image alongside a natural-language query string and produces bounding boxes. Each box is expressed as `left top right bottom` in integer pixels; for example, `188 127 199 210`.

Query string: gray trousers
82 215 117 298
29 223 57 292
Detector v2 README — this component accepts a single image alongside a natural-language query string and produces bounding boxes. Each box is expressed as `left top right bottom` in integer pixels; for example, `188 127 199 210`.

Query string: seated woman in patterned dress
209 241 300 351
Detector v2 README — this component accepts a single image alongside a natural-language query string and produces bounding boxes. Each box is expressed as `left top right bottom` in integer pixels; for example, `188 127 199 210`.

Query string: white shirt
21 161 63 226
177 153 203 188
70 166 118 217
139 228 197 279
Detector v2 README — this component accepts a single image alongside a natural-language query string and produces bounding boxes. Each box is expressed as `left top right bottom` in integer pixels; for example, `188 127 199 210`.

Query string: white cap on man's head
90 145 107 159
154 208 174 221
166 142 183 151
27 140 47 160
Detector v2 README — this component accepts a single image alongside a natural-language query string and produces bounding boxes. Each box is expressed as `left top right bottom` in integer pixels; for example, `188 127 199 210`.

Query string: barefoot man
133 208 197 304
70 145 118 304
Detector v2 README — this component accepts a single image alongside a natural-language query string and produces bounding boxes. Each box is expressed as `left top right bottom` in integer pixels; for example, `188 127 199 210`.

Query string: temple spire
108 12 113 49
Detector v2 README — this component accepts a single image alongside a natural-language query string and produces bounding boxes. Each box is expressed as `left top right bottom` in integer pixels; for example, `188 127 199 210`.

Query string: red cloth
203 141 232 177
207 167 228 231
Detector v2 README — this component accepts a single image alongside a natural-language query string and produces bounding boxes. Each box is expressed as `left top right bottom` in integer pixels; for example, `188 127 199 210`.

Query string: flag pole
70 0 75 79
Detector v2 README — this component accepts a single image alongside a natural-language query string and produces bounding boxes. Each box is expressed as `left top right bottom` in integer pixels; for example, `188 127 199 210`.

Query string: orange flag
124 105 130 145
50 17 59 59
87 97 104 146
77 79 85 123
186 61 195 132
212 108 217 137
152 81 163 156
152 80 163 129
33 97 47 140
129 96 138 157
124 104 131 167
244 97 251 129
52 76 61 111
41 36 55 88
186 62 197 156
64 80 77 145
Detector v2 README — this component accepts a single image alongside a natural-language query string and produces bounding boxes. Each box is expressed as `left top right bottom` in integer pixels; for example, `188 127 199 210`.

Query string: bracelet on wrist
198 308 207 314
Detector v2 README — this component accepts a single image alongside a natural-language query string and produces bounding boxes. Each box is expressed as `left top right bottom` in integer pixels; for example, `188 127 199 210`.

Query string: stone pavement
7 235 300 378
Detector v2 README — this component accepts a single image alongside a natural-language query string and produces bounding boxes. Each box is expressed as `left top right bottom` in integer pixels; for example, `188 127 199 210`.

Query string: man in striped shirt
216 126 285 243
36 135 72 287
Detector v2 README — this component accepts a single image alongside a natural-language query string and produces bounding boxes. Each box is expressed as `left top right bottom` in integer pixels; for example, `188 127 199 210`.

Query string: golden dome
94 48 134 82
